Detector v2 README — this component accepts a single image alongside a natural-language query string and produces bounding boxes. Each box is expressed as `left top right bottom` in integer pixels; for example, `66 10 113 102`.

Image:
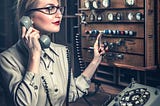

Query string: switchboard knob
92 1 99 9
128 13 134 21
89 13 95 21
102 0 110 8
91 30 99 35
124 30 129 35
84 0 90 9
97 14 103 21
107 13 114 21
135 12 143 21
85 30 90 35
120 31 125 35
128 31 135 36
125 0 135 6
116 12 122 20
103 29 112 35
85 30 99 35
112 30 117 35
80 12 87 24
103 30 108 35
116 30 120 35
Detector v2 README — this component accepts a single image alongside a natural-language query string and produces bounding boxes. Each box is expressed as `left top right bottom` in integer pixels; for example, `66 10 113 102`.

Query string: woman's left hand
81 33 108 79
93 33 107 63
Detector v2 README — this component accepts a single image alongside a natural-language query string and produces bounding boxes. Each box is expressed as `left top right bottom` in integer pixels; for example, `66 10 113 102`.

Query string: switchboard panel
78 0 156 71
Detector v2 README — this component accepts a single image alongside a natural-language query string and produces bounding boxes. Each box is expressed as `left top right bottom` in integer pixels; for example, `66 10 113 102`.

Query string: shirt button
55 88 58 92
34 85 38 90
50 72 53 75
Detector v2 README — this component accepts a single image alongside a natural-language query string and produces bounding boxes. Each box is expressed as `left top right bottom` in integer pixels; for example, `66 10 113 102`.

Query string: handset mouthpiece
39 35 51 49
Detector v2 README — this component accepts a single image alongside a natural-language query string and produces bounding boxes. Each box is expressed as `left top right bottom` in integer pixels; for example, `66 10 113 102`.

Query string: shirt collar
41 42 59 61
17 40 59 60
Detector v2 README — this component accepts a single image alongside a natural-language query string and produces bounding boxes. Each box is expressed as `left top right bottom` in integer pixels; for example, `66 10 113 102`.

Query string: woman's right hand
21 26 41 73
21 26 42 57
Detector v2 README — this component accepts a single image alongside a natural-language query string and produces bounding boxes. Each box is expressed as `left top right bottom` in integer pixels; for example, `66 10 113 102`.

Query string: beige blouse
0 40 90 106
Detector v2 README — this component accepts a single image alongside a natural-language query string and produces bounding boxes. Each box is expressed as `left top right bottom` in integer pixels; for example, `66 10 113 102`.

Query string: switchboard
78 0 156 71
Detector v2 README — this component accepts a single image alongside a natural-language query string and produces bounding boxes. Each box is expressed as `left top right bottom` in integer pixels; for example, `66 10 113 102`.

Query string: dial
92 1 98 9
107 13 114 21
102 0 110 8
128 13 134 21
135 12 143 21
120 88 150 106
84 0 90 9
125 0 135 6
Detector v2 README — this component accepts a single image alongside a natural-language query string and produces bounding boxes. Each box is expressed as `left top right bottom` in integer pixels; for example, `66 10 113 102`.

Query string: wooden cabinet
78 0 158 86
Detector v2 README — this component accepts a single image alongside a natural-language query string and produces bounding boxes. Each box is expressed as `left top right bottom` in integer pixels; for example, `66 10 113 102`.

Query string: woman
0 0 105 106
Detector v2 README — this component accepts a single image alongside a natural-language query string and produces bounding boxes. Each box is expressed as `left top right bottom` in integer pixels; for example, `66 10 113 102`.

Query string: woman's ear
31 19 34 25
30 15 34 24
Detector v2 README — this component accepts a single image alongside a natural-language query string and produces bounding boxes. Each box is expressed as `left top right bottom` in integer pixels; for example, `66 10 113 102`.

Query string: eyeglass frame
26 5 65 15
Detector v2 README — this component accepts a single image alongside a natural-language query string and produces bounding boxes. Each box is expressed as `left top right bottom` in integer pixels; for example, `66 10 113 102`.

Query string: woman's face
30 0 63 34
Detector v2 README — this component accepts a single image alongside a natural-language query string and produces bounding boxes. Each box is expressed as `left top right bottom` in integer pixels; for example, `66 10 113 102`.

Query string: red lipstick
52 21 60 25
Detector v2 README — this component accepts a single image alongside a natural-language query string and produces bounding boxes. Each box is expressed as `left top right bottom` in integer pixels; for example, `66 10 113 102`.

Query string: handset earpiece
20 16 51 49
20 16 33 29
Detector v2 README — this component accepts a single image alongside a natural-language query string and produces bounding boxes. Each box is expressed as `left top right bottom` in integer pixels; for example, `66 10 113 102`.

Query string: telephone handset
20 16 51 49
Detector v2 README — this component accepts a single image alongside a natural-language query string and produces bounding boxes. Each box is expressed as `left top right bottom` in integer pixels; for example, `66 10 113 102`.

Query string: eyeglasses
26 5 64 15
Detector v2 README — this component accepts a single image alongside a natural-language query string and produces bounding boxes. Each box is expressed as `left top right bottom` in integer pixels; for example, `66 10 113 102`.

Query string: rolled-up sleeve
0 54 41 106
68 73 91 102
75 74 91 93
